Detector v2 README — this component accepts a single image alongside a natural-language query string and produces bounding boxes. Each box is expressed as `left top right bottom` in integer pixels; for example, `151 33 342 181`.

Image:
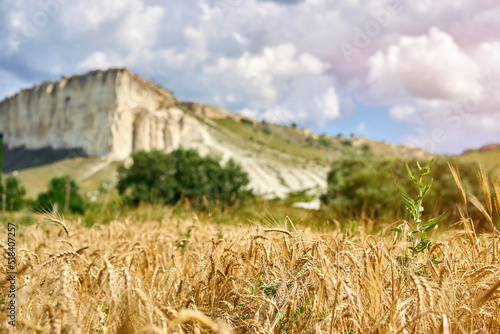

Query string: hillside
8 157 121 198
460 143 500 172
1 68 431 199
9 115 432 200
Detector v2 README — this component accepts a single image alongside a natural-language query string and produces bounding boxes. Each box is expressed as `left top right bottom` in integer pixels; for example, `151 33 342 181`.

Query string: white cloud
379 29 500 152
240 108 259 119
314 87 341 121
400 109 500 154
475 42 500 78
77 51 124 70
356 121 366 133
2 0 500 153
388 105 417 122
389 92 500 153
260 105 297 124
114 5 164 50
61 0 145 33
183 27 207 61
249 83 346 128
368 28 480 101
204 43 329 105
61 0 144 33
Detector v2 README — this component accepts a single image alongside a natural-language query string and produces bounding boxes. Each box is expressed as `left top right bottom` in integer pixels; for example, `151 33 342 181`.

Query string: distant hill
462 143 500 155
460 143 500 172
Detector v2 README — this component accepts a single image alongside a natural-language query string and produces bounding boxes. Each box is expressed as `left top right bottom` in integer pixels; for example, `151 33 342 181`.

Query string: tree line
1 148 488 222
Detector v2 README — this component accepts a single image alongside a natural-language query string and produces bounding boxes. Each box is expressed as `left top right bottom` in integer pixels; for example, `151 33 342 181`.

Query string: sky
1 0 499 154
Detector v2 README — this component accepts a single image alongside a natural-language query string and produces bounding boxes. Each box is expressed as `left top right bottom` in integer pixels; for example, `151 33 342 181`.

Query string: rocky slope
0 68 430 198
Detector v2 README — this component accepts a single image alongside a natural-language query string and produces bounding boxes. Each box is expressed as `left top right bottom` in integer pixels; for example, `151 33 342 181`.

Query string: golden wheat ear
478 165 493 215
41 250 79 267
467 169 497 264
494 177 500 216
448 161 467 208
35 207 70 237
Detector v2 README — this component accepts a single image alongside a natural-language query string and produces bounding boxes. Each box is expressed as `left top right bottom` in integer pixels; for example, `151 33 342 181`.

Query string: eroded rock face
0 68 205 160
0 68 328 197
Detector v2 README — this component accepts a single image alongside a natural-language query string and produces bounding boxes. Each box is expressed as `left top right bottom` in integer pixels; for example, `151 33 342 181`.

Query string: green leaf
425 212 446 226
421 224 436 233
406 164 415 181
431 256 443 264
399 192 415 208
411 239 431 253
422 180 433 197
421 212 445 232
391 228 402 233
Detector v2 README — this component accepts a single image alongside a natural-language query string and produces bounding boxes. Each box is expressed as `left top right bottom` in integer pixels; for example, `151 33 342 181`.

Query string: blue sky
317 103 413 142
1 0 499 154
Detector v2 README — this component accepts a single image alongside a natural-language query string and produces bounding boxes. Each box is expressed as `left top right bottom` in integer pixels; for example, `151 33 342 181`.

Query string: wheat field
1 173 500 333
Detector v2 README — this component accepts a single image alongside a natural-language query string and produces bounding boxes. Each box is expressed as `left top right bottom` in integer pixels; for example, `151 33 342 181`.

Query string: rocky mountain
0 68 430 198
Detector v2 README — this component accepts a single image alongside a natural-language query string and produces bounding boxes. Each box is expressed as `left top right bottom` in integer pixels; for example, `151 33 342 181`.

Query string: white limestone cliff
0 68 328 197
0 69 208 160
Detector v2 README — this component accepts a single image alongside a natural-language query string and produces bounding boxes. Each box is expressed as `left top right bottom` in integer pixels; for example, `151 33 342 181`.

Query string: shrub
0 175 26 211
342 140 353 146
262 128 271 135
319 138 332 147
320 156 484 215
117 148 252 210
35 175 86 214
240 118 254 126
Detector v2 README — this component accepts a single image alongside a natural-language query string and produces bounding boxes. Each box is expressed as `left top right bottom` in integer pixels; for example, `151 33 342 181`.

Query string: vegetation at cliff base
0 175 26 211
34 175 86 214
117 148 252 209
320 156 484 216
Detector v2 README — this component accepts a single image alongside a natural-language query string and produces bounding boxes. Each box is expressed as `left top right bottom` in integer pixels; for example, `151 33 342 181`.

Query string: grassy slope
460 149 500 172
212 118 339 166
6 157 122 198
211 117 429 165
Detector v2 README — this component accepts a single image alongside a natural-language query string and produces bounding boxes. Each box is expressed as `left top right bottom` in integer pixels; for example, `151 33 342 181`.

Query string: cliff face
0 68 329 197
0 68 196 160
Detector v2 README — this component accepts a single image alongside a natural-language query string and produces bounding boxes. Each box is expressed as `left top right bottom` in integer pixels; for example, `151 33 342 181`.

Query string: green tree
0 175 26 211
117 148 252 209
35 176 86 214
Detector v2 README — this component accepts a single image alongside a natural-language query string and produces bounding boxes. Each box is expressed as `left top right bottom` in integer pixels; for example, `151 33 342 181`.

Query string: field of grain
1 172 500 333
